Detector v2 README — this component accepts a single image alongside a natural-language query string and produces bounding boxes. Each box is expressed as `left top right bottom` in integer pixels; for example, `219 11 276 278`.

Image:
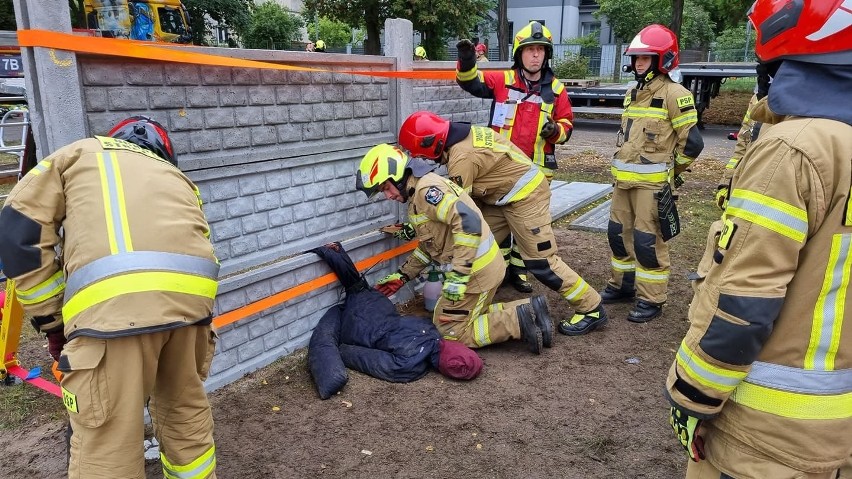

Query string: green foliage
0 0 16 30
552 52 590 79
564 32 599 48
704 0 752 32
183 0 253 46
596 0 714 49
306 16 352 48
712 24 756 61
303 0 389 54
243 2 304 49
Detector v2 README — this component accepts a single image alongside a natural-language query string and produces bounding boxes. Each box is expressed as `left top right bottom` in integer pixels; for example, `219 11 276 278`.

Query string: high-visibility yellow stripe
410 213 428 226
727 189 808 243
110 153 134 252
671 110 698 128
456 67 478 82
626 106 668 120
677 341 746 393
62 271 218 322
471 292 492 346
611 167 669 183
453 233 479 248
471 240 499 274
611 257 635 272
97 153 119 254
162 444 216 479
29 159 52 176
636 267 669 284
436 196 458 222
16 270 66 305
807 234 852 370
726 157 740 169
411 247 431 266
730 381 852 420
562 278 589 302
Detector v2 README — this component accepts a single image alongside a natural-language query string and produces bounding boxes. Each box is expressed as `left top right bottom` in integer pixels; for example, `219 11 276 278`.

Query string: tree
712 23 756 61
68 0 84 28
705 0 752 32
596 0 714 49
391 0 495 61
1 0 16 30
497 0 508 60
243 2 303 49
303 0 389 55
183 0 253 46
306 16 352 48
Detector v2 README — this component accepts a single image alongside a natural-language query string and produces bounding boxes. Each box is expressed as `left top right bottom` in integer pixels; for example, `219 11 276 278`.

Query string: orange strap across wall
17 30 458 81
213 241 418 329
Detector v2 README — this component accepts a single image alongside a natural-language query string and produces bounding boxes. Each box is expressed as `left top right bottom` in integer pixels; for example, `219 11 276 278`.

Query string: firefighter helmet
625 24 680 74
513 21 553 67
414 46 427 59
748 0 852 65
315 40 326 52
475 43 487 55
107 116 176 165
398 111 450 160
356 144 410 198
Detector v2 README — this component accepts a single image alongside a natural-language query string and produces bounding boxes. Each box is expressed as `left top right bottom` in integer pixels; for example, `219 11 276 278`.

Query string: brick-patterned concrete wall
412 61 514 124
70 47 495 391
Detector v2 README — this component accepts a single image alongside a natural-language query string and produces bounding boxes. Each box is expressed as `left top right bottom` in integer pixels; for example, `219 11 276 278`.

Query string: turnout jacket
398 173 502 291
456 64 572 176
666 101 852 471
443 126 548 207
613 75 703 189
0 137 218 340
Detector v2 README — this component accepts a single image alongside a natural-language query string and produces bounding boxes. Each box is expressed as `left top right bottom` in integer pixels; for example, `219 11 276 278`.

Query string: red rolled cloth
437 339 483 380
0 290 5 320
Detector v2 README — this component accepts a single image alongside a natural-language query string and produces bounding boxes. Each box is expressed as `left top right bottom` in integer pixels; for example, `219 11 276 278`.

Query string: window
581 22 601 38
157 7 186 35
215 26 230 45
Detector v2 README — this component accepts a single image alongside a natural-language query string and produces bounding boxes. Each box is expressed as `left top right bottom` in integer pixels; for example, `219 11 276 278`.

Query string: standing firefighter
398 111 607 336
665 0 852 476
600 24 704 323
455 21 574 293
356 144 552 354
0 117 219 479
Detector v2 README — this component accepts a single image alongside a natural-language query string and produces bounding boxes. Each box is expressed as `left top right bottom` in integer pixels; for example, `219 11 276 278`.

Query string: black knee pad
607 220 628 257
525 258 563 290
634 230 660 268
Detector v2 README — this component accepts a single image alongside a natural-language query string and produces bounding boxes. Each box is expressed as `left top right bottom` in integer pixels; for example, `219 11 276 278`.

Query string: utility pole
743 21 752 62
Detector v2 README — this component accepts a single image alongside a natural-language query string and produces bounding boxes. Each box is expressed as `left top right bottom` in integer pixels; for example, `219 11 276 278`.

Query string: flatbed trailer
567 62 758 126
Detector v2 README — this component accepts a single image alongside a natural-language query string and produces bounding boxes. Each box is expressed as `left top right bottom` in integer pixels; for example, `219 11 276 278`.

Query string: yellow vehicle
83 0 192 43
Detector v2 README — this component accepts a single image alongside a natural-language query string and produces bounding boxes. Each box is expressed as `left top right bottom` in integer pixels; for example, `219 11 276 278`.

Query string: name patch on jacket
425 186 444 205
95 136 168 163
472 126 495 149
676 95 695 109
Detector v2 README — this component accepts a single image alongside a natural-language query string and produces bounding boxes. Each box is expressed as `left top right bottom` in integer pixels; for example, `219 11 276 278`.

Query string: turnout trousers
479 185 601 313
60 325 217 479
606 185 671 305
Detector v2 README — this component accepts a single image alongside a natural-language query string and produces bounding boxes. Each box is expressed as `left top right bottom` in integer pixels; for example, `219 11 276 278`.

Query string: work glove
375 271 408 297
442 270 470 302
392 223 416 241
45 329 67 362
456 39 477 72
714 186 728 211
539 117 559 140
669 406 705 462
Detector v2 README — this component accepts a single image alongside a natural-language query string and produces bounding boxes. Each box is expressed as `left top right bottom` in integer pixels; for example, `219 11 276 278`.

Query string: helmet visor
355 172 379 198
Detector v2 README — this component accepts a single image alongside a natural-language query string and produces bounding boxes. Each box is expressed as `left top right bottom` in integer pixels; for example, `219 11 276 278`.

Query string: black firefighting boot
599 285 635 304
627 300 663 323
517 303 543 354
504 265 533 293
530 295 553 348
558 304 608 336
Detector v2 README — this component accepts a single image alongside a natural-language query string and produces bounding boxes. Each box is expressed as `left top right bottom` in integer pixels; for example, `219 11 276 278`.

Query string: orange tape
17 30 458 81
7 365 62 398
213 241 418 329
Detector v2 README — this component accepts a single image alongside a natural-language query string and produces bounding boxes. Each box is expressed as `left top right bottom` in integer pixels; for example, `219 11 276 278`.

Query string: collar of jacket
514 67 556 103
635 74 668 95
768 61 852 127
750 97 785 126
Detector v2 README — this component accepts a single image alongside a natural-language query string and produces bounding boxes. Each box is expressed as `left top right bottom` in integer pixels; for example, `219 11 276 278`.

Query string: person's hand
376 271 408 297
442 271 470 301
670 406 705 462
393 223 416 241
539 117 558 140
715 186 728 210
456 39 476 72
46 329 66 362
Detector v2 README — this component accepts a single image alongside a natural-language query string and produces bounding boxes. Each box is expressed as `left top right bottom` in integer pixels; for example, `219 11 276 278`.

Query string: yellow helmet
315 40 326 51
512 21 553 66
414 46 427 59
355 144 409 198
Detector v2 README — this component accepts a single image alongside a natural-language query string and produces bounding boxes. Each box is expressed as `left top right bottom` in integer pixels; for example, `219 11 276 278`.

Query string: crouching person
356 144 553 354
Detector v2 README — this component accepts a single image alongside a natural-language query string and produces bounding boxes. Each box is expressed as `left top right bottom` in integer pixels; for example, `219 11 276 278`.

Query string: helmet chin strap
395 171 413 202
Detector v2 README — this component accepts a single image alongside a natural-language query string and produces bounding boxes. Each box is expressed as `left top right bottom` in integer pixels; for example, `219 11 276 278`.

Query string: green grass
720 76 757 93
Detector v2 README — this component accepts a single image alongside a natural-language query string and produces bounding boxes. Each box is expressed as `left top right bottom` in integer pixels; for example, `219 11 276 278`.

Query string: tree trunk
497 0 508 61
670 0 684 38
612 41 622 83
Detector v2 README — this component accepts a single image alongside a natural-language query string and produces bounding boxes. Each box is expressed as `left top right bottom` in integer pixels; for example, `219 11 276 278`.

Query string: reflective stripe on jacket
665 103 852 471
0 137 218 339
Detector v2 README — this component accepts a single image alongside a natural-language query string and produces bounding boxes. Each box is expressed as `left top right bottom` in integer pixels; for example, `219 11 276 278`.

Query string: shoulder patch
676 95 694 109
471 126 495 148
424 186 444 205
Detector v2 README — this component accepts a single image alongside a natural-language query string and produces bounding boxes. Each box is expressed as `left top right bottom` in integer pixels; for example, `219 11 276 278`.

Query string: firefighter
315 39 326 52
0 117 218 479
356 144 551 354
414 46 429 62
665 1 852 476
600 24 704 323
398 111 607 337
475 43 488 62
455 21 574 294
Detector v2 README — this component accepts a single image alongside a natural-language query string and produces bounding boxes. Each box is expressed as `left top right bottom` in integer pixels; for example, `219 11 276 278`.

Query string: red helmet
625 24 680 73
475 43 487 55
107 116 176 165
398 111 450 160
748 0 852 64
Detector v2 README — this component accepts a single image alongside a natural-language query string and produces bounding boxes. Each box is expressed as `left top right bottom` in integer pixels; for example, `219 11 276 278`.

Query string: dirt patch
0 135 731 478
701 91 754 126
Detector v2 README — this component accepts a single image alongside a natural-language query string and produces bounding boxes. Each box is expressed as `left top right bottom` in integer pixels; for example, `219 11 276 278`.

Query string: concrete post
383 18 414 135
13 0 87 159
